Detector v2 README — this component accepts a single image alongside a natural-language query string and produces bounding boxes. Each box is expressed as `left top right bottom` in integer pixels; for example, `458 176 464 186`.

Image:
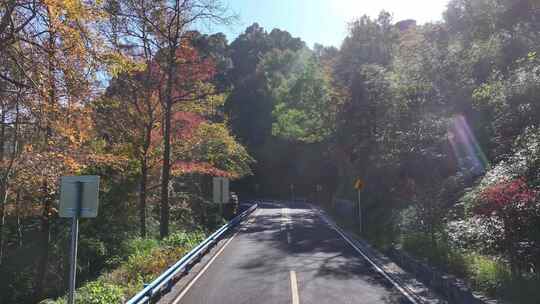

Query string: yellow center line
290 270 300 304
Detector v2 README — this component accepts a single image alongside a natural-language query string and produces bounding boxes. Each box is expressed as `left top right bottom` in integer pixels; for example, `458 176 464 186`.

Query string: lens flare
447 115 489 175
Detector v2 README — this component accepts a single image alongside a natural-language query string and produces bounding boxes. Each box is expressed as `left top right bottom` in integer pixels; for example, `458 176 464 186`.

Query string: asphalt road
166 201 411 304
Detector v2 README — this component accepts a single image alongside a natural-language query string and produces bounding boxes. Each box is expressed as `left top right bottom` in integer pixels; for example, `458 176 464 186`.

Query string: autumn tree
0 1 112 300
108 0 233 238
95 67 162 237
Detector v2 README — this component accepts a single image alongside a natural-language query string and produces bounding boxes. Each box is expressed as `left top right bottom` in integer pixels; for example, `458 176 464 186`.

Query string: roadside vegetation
1 1 539 303
0 1 250 303
42 232 206 304
217 1 540 303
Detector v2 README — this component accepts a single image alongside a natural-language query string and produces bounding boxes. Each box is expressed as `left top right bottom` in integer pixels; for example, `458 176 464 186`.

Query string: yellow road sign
354 178 365 190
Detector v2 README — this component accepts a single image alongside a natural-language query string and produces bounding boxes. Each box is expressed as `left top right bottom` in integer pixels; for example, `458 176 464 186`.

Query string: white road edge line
319 212 419 304
281 208 288 230
290 270 300 304
283 208 293 244
172 209 259 304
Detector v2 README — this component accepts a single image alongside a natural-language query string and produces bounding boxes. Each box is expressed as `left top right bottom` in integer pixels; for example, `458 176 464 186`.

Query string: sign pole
219 178 223 217
357 189 362 234
68 182 83 304
354 178 365 235
316 185 322 205
60 175 99 304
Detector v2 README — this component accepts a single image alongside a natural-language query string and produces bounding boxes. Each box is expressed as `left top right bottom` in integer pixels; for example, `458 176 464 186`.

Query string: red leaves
475 178 538 216
149 41 217 101
171 112 205 139
151 111 205 146
174 43 216 82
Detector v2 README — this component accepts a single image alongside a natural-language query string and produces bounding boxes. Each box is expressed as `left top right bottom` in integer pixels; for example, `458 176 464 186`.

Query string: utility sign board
213 177 229 204
59 176 100 218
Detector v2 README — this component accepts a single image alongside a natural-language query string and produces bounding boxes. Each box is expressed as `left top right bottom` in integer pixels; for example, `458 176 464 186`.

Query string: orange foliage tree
0 0 121 299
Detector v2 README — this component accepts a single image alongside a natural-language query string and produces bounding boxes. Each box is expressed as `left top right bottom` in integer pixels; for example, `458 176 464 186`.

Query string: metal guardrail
126 203 258 304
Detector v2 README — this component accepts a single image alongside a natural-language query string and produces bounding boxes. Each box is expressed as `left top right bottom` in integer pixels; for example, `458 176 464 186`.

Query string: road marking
246 209 260 224
172 231 238 304
281 208 288 231
172 209 259 304
290 270 300 304
318 212 419 304
282 208 293 244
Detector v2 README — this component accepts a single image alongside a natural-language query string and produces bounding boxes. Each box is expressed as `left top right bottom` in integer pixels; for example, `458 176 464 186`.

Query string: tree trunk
15 190 22 247
139 157 148 237
34 187 52 301
35 16 55 299
0 184 7 265
13 103 21 248
139 37 153 238
160 99 171 239
0 108 6 264
160 49 176 239
503 216 520 277
0 191 4 265
160 98 171 238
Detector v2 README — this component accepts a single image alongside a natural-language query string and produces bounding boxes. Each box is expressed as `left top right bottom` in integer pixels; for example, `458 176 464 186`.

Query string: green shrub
104 237 160 270
108 231 206 293
76 281 125 304
44 231 208 304
400 233 540 302
122 237 160 256
123 249 154 280
446 249 469 277
79 238 109 275
402 233 446 266
42 281 125 304
401 233 431 257
464 254 511 295
162 231 206 248
401 232 471 276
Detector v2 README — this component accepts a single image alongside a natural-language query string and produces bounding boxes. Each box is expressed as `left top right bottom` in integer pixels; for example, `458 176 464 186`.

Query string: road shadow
233 201 411 304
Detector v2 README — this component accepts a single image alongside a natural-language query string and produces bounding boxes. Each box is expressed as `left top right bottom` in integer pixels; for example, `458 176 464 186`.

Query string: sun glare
330 0 448 24
448 115 489 175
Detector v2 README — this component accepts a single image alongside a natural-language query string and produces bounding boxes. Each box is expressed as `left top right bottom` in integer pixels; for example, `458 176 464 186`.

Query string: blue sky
203 0 450 48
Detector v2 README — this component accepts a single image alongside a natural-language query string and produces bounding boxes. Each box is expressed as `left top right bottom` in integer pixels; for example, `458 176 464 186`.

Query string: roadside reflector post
213 177 229 222
354 178 365 235
357 189 362 234
316 184 322 205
